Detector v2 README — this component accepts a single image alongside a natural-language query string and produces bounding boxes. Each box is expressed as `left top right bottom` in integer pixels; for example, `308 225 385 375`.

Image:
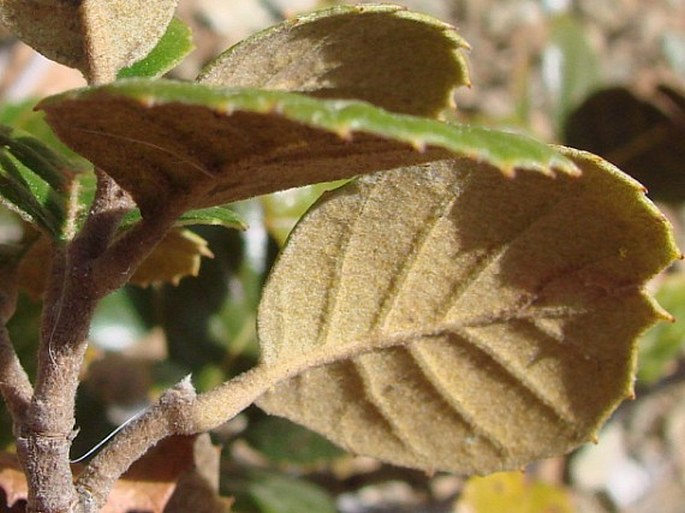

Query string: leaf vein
352 357 431 462
372 173 462 331
455 327 577 427
408 344 509 455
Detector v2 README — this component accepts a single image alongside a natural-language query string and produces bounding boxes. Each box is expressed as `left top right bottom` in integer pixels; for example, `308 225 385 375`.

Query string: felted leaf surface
38 79 576 216
198 4 470 117
0 1 86 71
0 0 177 82
256 148 679 475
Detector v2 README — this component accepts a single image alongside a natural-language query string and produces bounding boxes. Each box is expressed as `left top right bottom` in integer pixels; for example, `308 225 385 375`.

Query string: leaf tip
410 138 428 152
655 303 676 323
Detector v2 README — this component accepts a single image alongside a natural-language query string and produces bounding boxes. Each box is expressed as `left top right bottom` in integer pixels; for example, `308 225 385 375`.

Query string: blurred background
1 1 685 512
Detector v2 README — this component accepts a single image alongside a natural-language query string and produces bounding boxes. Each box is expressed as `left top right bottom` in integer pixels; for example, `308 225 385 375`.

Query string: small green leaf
226 470 336 513
0 100 93 171
0 151 61 237
38 79 577 217
246 417 343 465
198 4 470 117
119 206 246 233
117 18 194 79
256 148 678 475
176 206 246 230
0 125 72 191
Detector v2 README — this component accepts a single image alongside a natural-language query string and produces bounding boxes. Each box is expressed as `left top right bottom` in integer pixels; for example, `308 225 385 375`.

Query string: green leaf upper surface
0 125 74 237
198 4 470 118
0 152 60 236
0 0 178 82
176 207 246 230
256 149 678 475
38 79 576 216
117 18 194 79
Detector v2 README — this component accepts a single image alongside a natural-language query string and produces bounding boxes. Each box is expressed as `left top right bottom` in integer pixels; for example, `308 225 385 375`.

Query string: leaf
0 0 178 82
17 235 51 299
255 148 678 475
157 220 264 375
0 124 89 239
0 1 87 73
0 452 26 510
120 206 246 234
117 18 194 79
563 84 685 203
225 470 336 513
17 227 213 297
176 207 246 230
1 437 201 513
129 228 213 288
38 79 577 217
455 471 574 513
261 182 344 246
0 125 72 191
0 100 93 171
246 417 344 466
198 4 470 117
0 149 63 237
102 435 197 513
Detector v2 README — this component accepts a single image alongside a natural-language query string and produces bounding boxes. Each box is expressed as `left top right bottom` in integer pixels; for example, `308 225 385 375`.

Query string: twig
75 378 197 513
0 326 33 424
0 262 32 425
17 171 139 513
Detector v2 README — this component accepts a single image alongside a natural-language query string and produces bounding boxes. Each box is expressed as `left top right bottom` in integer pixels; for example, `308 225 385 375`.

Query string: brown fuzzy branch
75 378 197 513
74 365 277 512
71 339 399 509
0 266 32 424
17 171 154 513
90 189 199 296
0 326 33 424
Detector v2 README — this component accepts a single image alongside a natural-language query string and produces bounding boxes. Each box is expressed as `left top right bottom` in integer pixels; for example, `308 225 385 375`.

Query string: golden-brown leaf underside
198 4 470 117
256 148 679 475
0 0 177 82
17 228 211 297
130 228 213 287
39 81 576 218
